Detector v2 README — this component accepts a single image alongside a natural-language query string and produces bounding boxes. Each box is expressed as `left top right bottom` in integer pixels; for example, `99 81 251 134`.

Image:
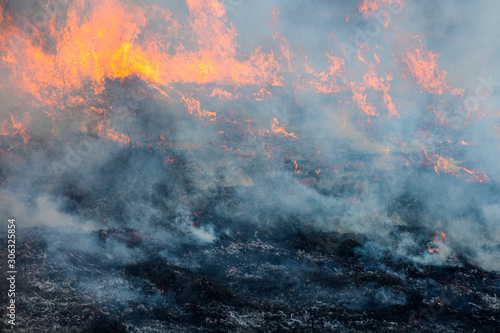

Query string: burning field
0 0 499 331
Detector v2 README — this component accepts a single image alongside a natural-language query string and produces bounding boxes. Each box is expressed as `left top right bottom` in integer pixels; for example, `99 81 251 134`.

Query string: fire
0 114 30 144
427 231 448 253
427 246 439 254
424 152 489 183
293 160 301 174
0 0 291 154
95 123 130 145
297 54 345 95
403 38 464 96
0 0 493 186
350 69 398 118
359 0 406 17
2 0 161 102
210 88 240 100
271 118 298 139
0 0 281 109
182 95 217 120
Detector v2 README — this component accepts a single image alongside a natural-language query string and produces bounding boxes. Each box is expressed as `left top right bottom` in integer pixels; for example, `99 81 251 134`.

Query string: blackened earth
0 223 499 332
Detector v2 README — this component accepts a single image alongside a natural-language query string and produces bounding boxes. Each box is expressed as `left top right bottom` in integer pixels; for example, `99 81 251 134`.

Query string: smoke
0 0 499 284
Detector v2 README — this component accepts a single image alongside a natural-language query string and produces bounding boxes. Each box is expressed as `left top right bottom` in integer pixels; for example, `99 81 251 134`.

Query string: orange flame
182 95 217 120
0 114 30 143
359 0 406 17
427 231 448 253
351 69 398 118
0 0 281 108
403 38 464 96
423 152 489 183
95 123 130 145
0 0 492 185
271 118 298 139
293 160 301 174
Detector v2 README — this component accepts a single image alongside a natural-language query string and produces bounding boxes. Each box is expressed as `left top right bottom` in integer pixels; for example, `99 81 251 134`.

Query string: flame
0 114 30 143
182 95 217 120
0 0 281 107
1 0 162 103
351 69 398 118
293 160 301 174
210 88 240 100
271 118 298 139
95 123 130 145
297 54 345 94
427 231 448 253
359 0 406 17
0 0 492 186
0 0 289 152
403 38 464 96
427 246 439 253
424 152 489 183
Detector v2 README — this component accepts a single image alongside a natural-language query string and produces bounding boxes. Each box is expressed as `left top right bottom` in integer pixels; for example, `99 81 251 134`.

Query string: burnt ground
0 224 499 332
